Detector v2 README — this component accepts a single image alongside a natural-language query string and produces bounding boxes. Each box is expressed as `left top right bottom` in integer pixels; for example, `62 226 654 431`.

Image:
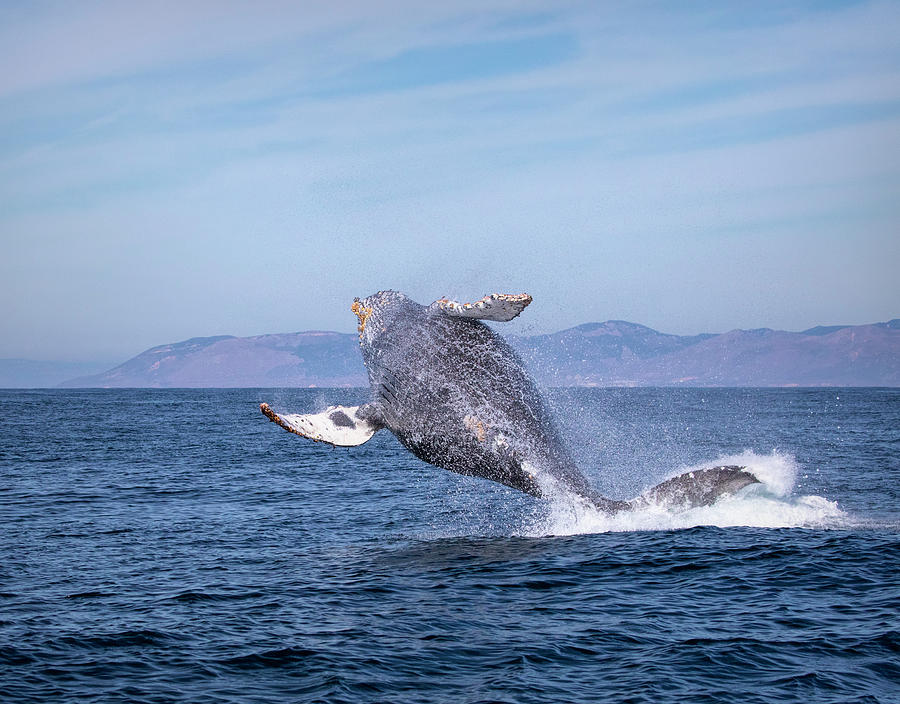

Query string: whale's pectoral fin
634 465 760 509
260 403 381 447
431 293 532 322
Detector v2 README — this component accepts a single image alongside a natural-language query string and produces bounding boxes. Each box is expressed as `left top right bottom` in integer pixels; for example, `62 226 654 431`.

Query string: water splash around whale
521 450 847 536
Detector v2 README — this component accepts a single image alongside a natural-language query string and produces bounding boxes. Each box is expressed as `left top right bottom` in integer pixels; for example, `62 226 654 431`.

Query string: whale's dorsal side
260 402 381 447
430 293 532 322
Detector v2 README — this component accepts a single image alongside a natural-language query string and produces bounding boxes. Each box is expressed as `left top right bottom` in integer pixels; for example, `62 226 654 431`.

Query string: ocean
1 388 898 703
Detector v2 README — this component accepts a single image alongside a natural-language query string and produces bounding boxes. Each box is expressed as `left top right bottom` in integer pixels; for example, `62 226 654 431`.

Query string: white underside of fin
432 293 532 322
260 403 377 447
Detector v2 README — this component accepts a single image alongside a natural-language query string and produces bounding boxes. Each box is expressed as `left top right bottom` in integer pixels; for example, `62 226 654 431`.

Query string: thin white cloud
0 0 562 96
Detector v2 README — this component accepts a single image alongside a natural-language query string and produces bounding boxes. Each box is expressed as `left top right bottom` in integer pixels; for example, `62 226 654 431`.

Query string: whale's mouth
351 298 374 338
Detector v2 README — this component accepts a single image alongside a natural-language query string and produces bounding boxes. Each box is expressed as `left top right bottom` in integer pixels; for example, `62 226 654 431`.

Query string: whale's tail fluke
588 465 761 513
636 465 760 508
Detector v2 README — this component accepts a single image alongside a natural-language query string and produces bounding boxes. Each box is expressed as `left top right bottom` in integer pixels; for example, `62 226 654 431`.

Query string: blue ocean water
1 388 898 703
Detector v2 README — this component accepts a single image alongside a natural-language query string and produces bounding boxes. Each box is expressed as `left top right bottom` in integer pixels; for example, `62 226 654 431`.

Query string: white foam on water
521 450 848 536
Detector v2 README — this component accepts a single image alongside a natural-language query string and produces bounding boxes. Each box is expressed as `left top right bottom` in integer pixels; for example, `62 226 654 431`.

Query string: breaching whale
261 291 759 512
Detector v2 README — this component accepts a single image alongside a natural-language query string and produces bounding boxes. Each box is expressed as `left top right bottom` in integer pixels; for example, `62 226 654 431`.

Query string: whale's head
351 290 420 348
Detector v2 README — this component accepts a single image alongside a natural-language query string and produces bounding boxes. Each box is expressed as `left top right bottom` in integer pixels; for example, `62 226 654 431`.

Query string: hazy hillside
60 332 366 388
509 320 900 387
55 319 900 388
0 359 112 388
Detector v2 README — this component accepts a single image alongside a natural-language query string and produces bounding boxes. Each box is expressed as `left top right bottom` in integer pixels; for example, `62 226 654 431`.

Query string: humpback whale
261 291 759 512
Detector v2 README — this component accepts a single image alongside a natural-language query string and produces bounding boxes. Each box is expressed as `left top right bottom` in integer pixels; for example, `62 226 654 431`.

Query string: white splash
521 450 847 536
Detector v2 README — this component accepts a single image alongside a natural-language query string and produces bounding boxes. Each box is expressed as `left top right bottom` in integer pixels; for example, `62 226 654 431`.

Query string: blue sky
2 0 898 362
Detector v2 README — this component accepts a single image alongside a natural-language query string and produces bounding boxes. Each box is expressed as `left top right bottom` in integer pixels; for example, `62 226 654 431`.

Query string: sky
2 0 899 363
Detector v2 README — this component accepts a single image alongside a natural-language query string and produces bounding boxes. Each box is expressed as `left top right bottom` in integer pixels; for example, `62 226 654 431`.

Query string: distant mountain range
59 332 365 389
44 318 899 388
509 320 899 387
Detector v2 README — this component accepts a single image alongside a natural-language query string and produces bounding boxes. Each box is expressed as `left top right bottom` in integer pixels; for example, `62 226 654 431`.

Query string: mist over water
1 388 898 703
